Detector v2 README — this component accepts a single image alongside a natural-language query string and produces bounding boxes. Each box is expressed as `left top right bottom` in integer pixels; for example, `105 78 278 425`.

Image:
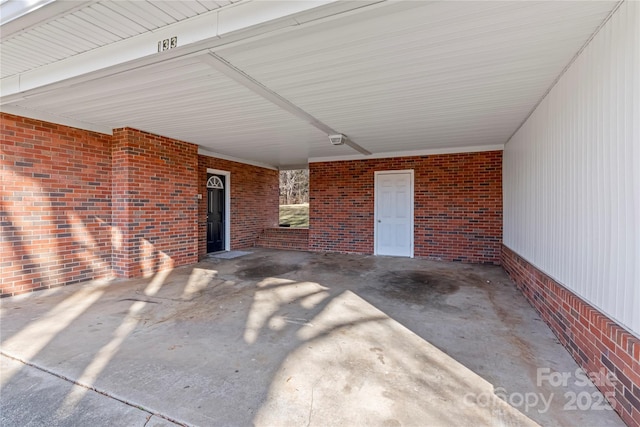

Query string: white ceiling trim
0 0 96 32
0 0 341 102
198 147 278 171
504 0 625 147
0 1 619 168
0 104 113 135
308 144 504 163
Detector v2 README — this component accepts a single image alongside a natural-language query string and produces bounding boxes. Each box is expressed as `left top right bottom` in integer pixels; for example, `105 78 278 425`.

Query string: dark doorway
207 174 225 253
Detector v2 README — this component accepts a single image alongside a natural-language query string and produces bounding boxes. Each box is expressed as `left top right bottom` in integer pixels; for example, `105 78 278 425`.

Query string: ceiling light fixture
329 134 346 145
201 52 372 156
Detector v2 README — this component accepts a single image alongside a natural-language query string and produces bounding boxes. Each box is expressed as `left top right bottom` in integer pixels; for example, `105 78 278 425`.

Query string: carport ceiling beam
200 52 371 156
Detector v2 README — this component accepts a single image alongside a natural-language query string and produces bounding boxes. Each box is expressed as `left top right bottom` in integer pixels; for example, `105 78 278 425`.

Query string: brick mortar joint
501 244 639 423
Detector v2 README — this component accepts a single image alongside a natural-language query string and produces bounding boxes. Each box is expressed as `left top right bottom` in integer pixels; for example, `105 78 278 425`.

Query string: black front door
207 174 225 253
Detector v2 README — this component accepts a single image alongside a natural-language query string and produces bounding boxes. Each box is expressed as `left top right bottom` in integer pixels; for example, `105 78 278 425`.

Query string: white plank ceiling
0 0 237 78
0 0 620 167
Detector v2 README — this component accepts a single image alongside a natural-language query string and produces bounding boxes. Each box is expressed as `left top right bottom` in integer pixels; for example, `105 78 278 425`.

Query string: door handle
377 220 381 223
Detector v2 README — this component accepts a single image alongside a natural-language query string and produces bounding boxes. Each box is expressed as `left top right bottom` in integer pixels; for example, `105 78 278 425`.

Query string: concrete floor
0 249 625 427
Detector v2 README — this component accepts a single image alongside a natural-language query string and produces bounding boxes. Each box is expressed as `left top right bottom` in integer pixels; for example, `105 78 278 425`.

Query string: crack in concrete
119 298 160 304
306 386 314 427
306 374 325 427
0 352 187 427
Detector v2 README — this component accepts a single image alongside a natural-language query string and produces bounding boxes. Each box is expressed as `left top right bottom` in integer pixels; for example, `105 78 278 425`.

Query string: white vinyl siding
504 1 640 336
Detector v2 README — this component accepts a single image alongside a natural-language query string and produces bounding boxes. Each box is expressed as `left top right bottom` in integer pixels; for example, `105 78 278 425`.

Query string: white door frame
207 168 231 251
374 170 414 258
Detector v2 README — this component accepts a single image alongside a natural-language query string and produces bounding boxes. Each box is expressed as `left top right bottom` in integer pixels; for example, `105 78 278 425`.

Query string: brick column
112 128 198 278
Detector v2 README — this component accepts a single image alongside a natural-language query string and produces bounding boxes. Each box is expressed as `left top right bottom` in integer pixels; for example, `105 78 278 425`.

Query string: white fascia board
198 147 278 171
0 0 54 25
0 0 55 26
217 0 334 35
0 0 338 103
1 1 96 36
0 104 113 134
308 144 505 163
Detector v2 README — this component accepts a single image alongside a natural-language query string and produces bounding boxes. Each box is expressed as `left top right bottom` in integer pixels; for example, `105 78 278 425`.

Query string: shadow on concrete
0 249 625 427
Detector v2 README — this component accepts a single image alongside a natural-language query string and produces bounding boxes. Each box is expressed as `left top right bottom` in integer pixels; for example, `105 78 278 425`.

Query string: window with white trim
207 176 224 189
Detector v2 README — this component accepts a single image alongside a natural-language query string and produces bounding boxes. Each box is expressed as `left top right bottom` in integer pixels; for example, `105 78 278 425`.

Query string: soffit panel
15 55 353 165
217 1 618 154
0 0 239 78
1 1 620 166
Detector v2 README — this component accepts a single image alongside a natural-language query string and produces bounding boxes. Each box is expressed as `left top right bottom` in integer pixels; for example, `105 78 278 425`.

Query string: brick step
255 227 309 251
256 234 308 241
261 228 309 236
255 236 308 245
260 234 309 241
256 241 309 251
255 240 309 249
255 235 308 243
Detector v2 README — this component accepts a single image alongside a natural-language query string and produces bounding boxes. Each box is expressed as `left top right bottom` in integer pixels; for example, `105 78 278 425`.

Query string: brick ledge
502 245 639 426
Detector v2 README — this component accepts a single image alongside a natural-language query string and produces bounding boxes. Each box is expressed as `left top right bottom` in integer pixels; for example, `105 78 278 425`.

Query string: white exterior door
375 171 414 257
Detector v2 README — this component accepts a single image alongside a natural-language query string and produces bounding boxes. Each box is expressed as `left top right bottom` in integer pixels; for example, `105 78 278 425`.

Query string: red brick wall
1 114 278 294
502 245 640 427
309 151 502 263
1 113 113 296
198 155 278 258
112 128 198 278
255 227 309 251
